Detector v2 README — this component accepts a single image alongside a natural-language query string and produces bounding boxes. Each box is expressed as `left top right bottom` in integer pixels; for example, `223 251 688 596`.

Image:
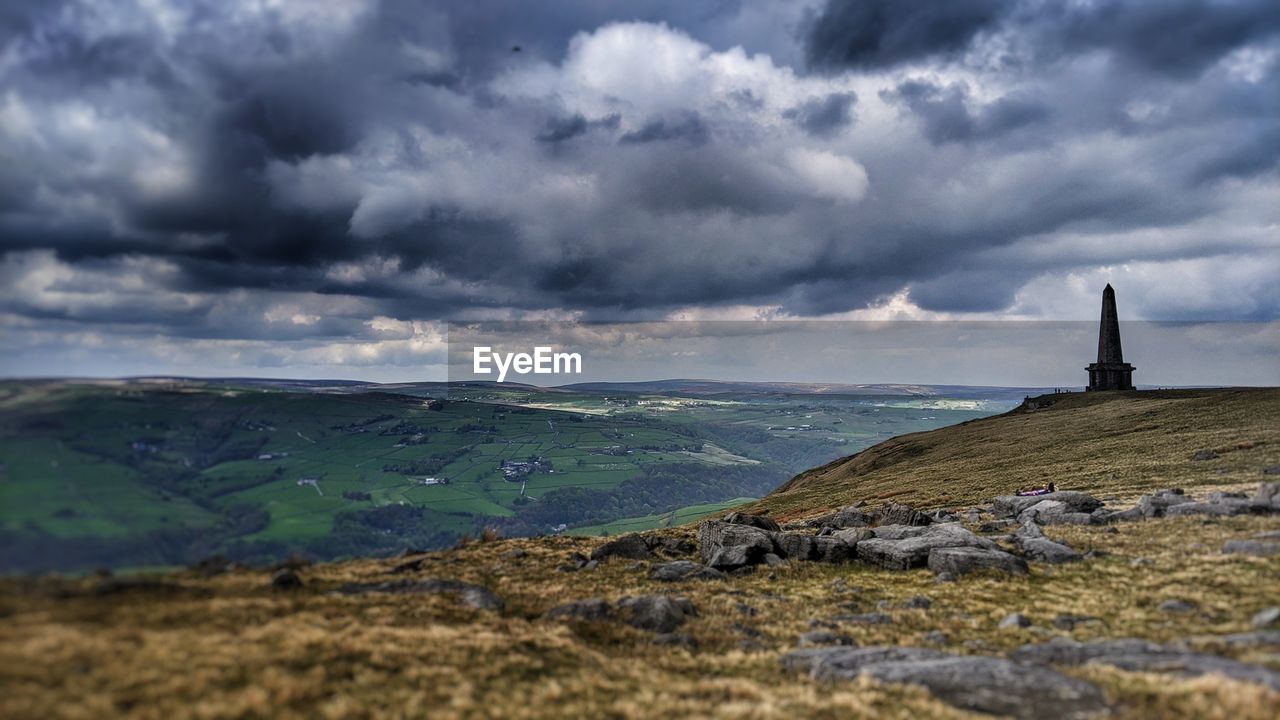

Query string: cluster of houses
499 457 553 481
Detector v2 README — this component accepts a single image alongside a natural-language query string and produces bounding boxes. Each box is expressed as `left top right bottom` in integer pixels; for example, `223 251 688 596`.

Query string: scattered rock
874 503 932 527
1253 482 1280 508
617 595 697 633
978 519 1016 533
774 532 817 560
1251 607 1280 628
830 527 875 546
503 548 527 559
1263 466 1280 476
1223 539 1280 556
1167 498 1252 517
901 594 932 610
782 646 1109 720
999 612 1031 629
1011 637 1167 665
1158 598 1197 614
808 506 874 529
812 536 856 563
337 578 504 611
797 630 855 648
1013 522 1081 564
659 537 699 556
1016 500 1100 526
650 561 727 582
930 509 961 523
857 524 996 570
1193 631 1280 649
545 598 613 622
591 534 652 561
921 630 949 645
698 520 777 569
1012 637 1280 691
1192 450 1219 461
927 547 1029 577
992 492 1103 519
270 568 303 590
724 511 781 532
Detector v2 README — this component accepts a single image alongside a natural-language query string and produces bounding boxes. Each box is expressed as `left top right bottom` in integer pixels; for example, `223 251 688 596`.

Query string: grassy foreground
1 389 1278 719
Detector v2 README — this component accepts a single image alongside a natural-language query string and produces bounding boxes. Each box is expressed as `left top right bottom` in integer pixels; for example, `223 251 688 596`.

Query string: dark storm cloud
1040 0 1280 77
805 0 1280 78
783 92 857 136
619 112 711 145
805 0 1010 71
0 0 1277 378
881 81 1047 144
535 113 620 144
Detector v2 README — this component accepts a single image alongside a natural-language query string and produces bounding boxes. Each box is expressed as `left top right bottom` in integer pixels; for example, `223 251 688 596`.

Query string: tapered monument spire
1086 284 1135 391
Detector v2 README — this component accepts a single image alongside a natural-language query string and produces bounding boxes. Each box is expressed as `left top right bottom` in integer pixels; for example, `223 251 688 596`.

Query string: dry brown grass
2 511 1278 719
2 388 1278 718
753 388 1280 520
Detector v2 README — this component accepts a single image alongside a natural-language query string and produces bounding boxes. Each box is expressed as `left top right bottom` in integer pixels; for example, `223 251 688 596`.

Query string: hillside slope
3 389 1279 719
751 388 1280 520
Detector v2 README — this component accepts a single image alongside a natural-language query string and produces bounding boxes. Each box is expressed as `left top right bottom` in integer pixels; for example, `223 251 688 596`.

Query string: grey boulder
617 594 697 633
992 491 1103 519
545 598 613 621
1014 522 1082 564
927 547 1029 577
782 646 1108 720
1013 637 1280 690
651 561 727 582
1223 539 1280 556
856 524 996 570
698 520 777 569
723 511 781 532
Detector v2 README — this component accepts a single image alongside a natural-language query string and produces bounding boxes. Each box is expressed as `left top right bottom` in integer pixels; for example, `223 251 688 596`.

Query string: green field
0 379 1009 571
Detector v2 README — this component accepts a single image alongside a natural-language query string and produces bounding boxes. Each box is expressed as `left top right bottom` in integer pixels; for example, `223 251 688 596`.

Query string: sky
0 0 1278 382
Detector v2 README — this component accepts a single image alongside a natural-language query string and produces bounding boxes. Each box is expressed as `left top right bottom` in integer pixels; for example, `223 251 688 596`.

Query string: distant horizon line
0 374 1258 393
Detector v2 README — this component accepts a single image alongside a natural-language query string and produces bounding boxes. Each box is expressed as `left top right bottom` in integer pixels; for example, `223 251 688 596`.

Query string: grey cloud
783 92 857 136
806 0 1280 78
881 81 1047 144
535 113 621 144
619 112 710 145
806 0 1010 71
0 0 1276 380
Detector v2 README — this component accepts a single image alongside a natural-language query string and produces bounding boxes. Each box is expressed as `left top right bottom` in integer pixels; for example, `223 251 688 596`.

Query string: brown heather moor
1 389 1278 719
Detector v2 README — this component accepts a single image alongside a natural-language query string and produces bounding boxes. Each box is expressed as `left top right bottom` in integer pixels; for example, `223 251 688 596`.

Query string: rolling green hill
0 379 1005 572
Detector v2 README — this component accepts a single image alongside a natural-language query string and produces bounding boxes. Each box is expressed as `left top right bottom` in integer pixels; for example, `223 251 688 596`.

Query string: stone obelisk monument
1086 284 1135 391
